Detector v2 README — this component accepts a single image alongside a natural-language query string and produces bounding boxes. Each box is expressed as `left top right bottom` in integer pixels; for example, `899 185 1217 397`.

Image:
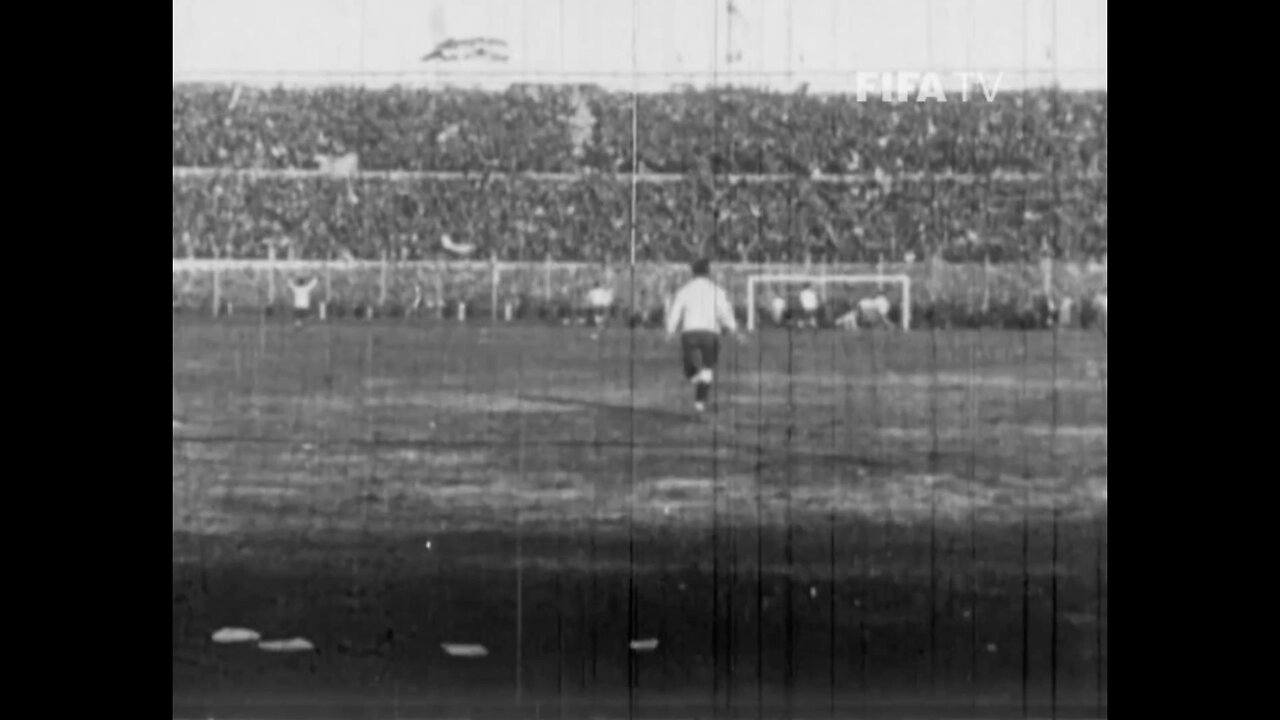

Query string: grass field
172 316 1107 719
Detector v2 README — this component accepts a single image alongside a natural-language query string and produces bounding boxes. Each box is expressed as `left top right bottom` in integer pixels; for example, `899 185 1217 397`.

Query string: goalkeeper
836 291 893 330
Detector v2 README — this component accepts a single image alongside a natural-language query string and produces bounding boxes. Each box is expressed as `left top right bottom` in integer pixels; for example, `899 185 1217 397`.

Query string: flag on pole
421 37 510 63
726 0 747 65
441 234 476 256
568 92 596 160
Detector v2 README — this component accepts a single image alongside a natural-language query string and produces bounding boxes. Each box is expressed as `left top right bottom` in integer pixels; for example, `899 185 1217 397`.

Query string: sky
172 0 1106 91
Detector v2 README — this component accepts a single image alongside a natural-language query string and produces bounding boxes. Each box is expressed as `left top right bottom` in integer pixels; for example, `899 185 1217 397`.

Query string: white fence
171 166 1067 184
172 257 1107 317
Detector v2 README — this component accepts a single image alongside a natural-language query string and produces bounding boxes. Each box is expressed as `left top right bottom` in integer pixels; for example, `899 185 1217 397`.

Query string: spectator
173 84 1106 177
171 84 1106 263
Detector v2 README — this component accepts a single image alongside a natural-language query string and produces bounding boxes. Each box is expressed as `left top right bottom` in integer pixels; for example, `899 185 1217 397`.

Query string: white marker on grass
257 637 315 653
441 643 488 658
211 627 260 644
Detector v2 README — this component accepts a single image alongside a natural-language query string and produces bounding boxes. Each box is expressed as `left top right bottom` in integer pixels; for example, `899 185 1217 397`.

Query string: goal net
745 274 912 331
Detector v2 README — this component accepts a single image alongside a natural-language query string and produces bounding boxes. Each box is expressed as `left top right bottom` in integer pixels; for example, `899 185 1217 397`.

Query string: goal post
745 274 912 331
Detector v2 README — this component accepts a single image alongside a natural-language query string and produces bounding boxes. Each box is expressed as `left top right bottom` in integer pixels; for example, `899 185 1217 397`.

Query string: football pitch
172 317 1107 718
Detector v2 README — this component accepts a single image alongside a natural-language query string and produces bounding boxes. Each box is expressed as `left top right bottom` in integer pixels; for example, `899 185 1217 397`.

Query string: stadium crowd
173 84 1107 176
172 172 1106 262
172 84 1107 263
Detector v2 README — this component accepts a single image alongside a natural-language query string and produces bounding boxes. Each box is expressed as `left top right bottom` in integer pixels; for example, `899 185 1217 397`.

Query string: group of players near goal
661 260 893 412
277 260 1103 414
280 258 895 414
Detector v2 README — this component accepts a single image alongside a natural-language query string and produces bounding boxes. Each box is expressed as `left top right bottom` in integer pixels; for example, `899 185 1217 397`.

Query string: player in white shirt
797 286 820 328
1092 291 1107 336
665 259 740 413
289 275 319 328
586 284 616 331
768 295 788 326
1056 295 1075 328
836 292 893 330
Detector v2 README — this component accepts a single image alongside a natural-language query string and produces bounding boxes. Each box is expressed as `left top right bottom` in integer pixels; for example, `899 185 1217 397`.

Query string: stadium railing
172 256 1107 325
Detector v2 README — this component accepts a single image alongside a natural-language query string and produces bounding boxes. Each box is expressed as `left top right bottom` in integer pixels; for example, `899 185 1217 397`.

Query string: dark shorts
293 307 309 321
681 331 720 379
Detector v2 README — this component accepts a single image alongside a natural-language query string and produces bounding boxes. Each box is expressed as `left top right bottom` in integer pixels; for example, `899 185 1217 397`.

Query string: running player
665 259 740 413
